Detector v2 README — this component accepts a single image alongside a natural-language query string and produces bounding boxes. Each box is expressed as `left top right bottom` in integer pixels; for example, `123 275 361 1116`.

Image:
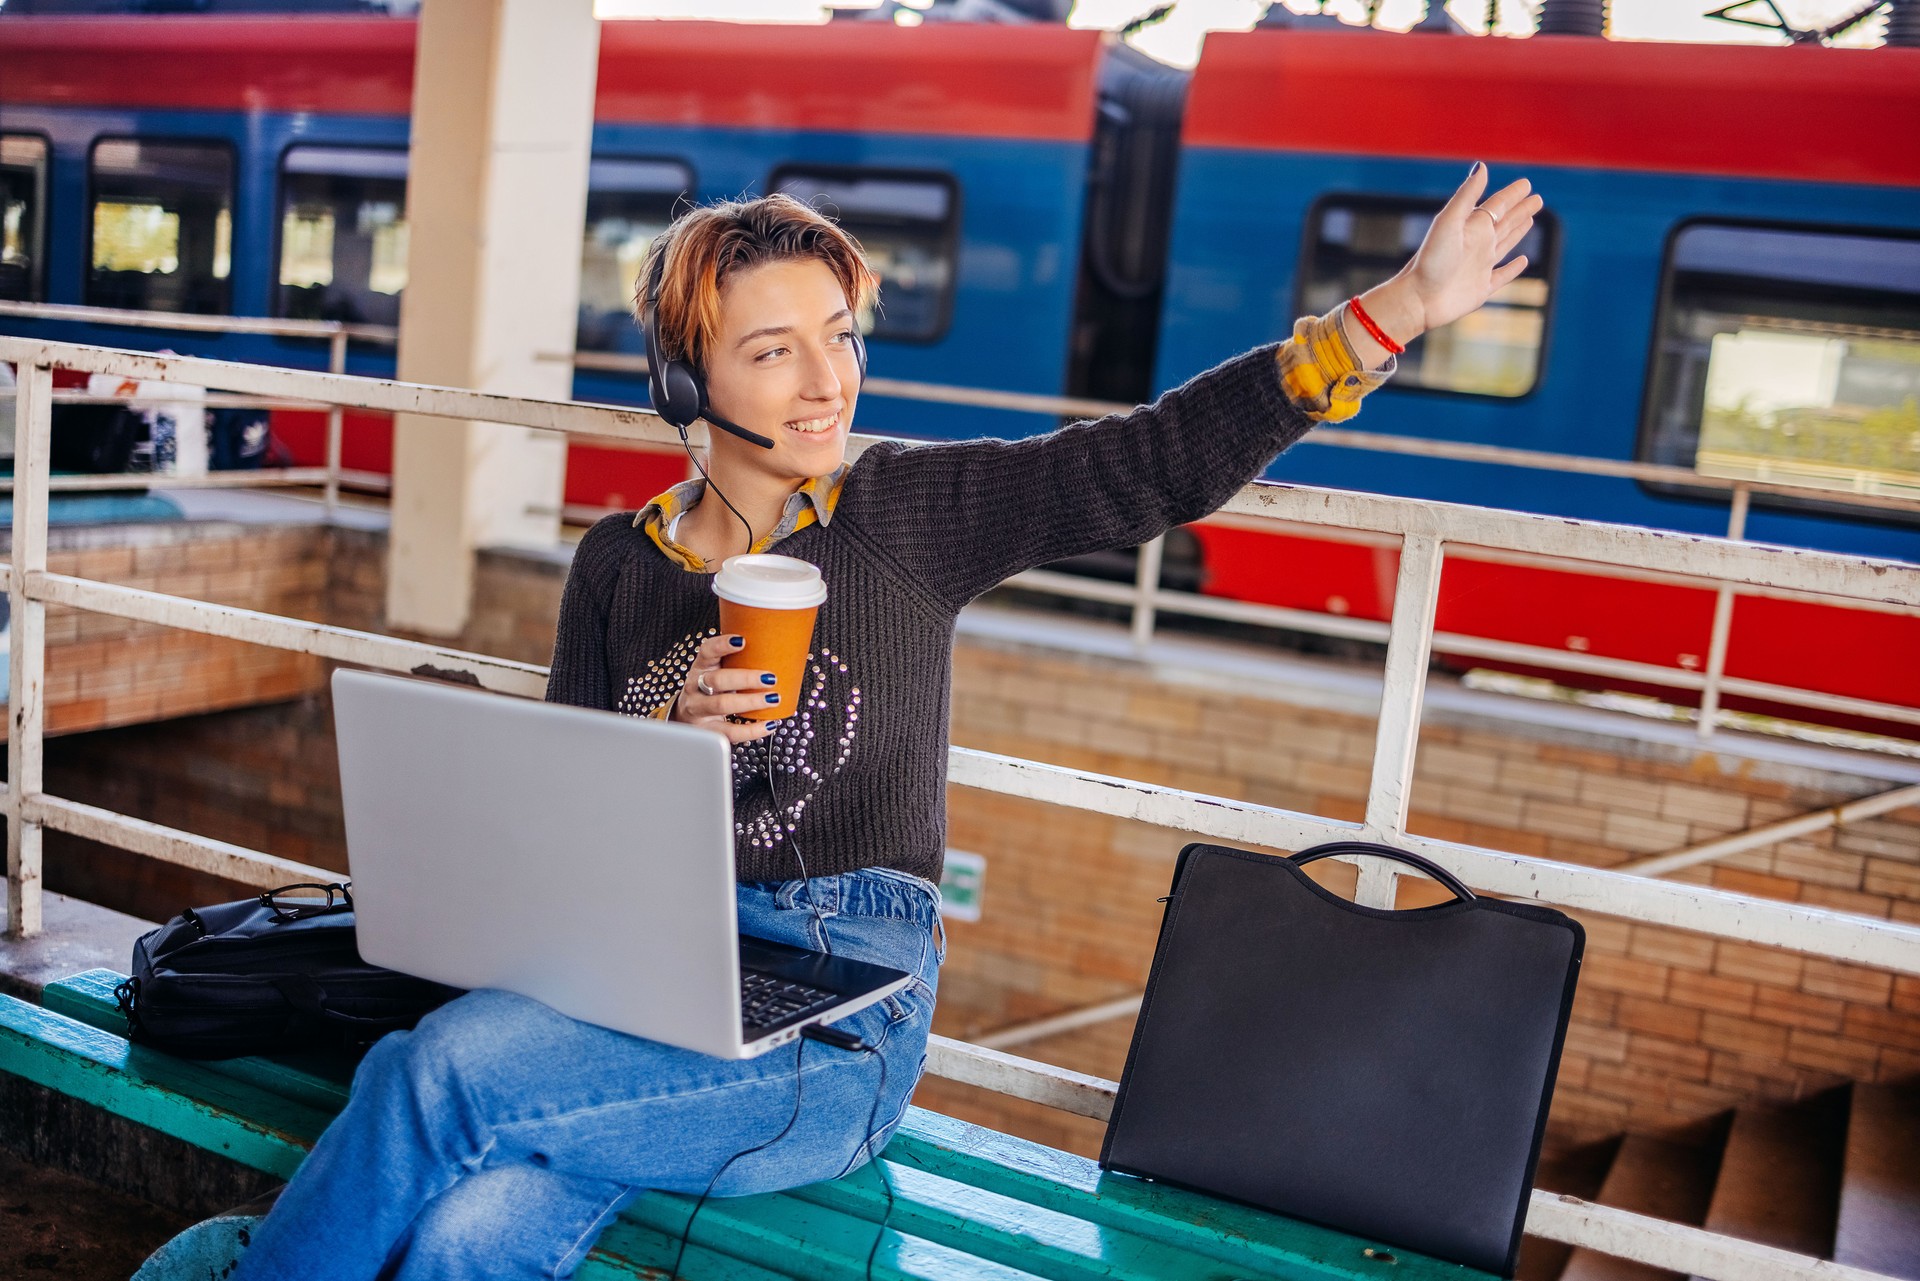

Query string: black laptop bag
116 882 461 1059
1100 841 1584 1278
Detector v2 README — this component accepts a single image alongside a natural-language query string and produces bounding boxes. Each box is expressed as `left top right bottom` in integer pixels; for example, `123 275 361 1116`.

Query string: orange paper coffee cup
713 554 826 722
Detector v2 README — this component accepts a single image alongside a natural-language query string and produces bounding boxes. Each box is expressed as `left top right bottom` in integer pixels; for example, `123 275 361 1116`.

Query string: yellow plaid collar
634 465 848 572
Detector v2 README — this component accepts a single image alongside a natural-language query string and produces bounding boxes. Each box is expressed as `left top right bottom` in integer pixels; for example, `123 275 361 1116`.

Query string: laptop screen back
332 669 747 1056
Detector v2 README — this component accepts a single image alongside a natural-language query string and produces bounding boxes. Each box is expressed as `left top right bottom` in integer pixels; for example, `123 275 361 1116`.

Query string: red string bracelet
1346 296 1405 356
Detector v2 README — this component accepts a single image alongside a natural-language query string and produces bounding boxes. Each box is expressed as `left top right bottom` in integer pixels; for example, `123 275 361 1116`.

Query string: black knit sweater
544 344 1314 884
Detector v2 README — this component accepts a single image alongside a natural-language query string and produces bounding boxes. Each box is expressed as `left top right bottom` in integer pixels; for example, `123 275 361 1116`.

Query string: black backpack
115 883 461 1059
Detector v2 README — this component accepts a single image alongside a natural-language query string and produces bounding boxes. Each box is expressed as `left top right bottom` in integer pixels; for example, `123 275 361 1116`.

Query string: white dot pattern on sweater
730 648 860 850
615 629 717 718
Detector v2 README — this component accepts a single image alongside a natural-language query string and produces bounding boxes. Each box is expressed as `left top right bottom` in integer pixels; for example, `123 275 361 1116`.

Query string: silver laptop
331 668 911 1059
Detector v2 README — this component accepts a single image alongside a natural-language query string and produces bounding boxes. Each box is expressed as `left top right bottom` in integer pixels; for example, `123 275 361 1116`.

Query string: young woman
230 163 1541 1280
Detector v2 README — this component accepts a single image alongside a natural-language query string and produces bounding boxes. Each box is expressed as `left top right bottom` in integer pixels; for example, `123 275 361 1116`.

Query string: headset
639 241 868 453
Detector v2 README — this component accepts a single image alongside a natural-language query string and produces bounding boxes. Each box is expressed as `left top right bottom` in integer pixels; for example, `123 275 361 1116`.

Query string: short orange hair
637 193 880 372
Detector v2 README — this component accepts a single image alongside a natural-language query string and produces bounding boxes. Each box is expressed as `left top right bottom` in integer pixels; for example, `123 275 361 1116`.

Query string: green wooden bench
1 969 1490 1281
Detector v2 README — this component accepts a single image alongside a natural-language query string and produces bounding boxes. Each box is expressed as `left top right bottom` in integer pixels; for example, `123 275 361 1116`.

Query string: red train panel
1725 596 1920 708
272 410 394 476
595 21 1103 143
1193 522 1918 720
1193 526 1398 623
0 16 1103 144
1186 29 1920 188
559 445 687 514
0 17 417 114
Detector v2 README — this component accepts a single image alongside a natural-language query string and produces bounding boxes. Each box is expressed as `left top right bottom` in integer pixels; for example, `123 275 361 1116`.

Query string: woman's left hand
1347 164 1544 363
1402 163 1544 333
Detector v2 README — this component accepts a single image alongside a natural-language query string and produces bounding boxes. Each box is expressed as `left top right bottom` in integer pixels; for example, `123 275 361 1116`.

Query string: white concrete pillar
388 0 600 635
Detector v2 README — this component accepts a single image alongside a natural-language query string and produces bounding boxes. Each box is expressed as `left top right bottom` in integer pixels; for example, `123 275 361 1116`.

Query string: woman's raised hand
1346 164 1544 364
1402 163 1544 335
672 633 775 744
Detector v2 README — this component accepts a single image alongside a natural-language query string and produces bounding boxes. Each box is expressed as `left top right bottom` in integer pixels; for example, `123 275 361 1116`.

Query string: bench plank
45 968 355 1112
614 1189 1053 1281
0 994 326 1180
880 1111 1462 1281
580 1221 801 1281
19 974 1492 1281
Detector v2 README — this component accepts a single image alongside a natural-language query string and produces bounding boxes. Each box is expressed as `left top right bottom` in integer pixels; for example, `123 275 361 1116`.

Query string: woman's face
702 257 862 481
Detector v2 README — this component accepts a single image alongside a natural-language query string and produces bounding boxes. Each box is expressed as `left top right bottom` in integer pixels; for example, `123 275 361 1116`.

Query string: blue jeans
230 869 944 1281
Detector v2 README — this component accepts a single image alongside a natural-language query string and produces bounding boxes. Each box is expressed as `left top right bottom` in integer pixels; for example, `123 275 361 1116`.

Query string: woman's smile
784 410 841 436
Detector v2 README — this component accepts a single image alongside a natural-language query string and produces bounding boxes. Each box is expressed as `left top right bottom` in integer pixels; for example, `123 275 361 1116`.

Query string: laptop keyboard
741 969 841 1033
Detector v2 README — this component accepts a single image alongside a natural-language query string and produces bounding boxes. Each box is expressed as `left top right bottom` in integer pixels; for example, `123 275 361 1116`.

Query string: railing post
324 330 348 520
6 362 51 938
1696 484 1750 741
1357 533 1446 908
1130 535 1165 650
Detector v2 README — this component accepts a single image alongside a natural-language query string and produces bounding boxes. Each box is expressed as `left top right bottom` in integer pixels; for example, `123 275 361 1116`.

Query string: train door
1 133 49 303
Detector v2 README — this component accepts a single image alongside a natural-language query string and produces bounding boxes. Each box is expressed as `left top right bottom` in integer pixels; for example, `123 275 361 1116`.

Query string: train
3 15 1918 731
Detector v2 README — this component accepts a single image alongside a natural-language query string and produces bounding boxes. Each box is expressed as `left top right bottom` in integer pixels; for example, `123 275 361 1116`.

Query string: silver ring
1474 207 1499 228
696 672 715 697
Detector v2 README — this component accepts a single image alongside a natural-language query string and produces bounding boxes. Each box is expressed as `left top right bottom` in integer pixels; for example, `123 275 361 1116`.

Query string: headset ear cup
663 362 708 431
852 330 868 387
640 247 701 432
641 309 679 429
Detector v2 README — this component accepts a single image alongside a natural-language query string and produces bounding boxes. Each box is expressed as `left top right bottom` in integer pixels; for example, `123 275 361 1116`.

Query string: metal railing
0 301 395 516
6 299 1916 747
3 333 1918 1281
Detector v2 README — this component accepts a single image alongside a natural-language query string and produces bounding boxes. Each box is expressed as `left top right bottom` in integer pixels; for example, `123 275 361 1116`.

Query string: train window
87 138 234 314
1 135 48 303
578 158 694 354
1300 196 1554 398
770 167 958 343
276 147 410 325
1641 223 1920 509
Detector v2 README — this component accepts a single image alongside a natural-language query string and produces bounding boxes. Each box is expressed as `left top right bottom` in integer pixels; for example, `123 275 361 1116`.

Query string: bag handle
1289 841 1476 904
272 976 413 1032
260 881 354 923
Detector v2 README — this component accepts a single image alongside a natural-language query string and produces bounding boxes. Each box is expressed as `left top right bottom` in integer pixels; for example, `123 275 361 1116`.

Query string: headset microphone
699 411 776 451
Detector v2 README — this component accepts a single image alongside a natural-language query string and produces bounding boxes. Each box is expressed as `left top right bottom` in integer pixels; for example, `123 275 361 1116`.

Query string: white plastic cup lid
712 554 827 609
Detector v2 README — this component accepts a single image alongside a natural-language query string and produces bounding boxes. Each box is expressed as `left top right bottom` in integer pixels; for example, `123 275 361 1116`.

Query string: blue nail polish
761 673 776 685
764 692 780 704
730 635 745 647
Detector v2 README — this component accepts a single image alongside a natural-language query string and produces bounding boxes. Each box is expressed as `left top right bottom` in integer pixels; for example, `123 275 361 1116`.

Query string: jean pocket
878 975 935 1026
851 867 942 918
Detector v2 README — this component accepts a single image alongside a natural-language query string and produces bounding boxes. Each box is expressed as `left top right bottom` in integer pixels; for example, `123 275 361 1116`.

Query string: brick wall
5 523 330 741
28 517 1920 1163
325 527 568 667
43 694 349 919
